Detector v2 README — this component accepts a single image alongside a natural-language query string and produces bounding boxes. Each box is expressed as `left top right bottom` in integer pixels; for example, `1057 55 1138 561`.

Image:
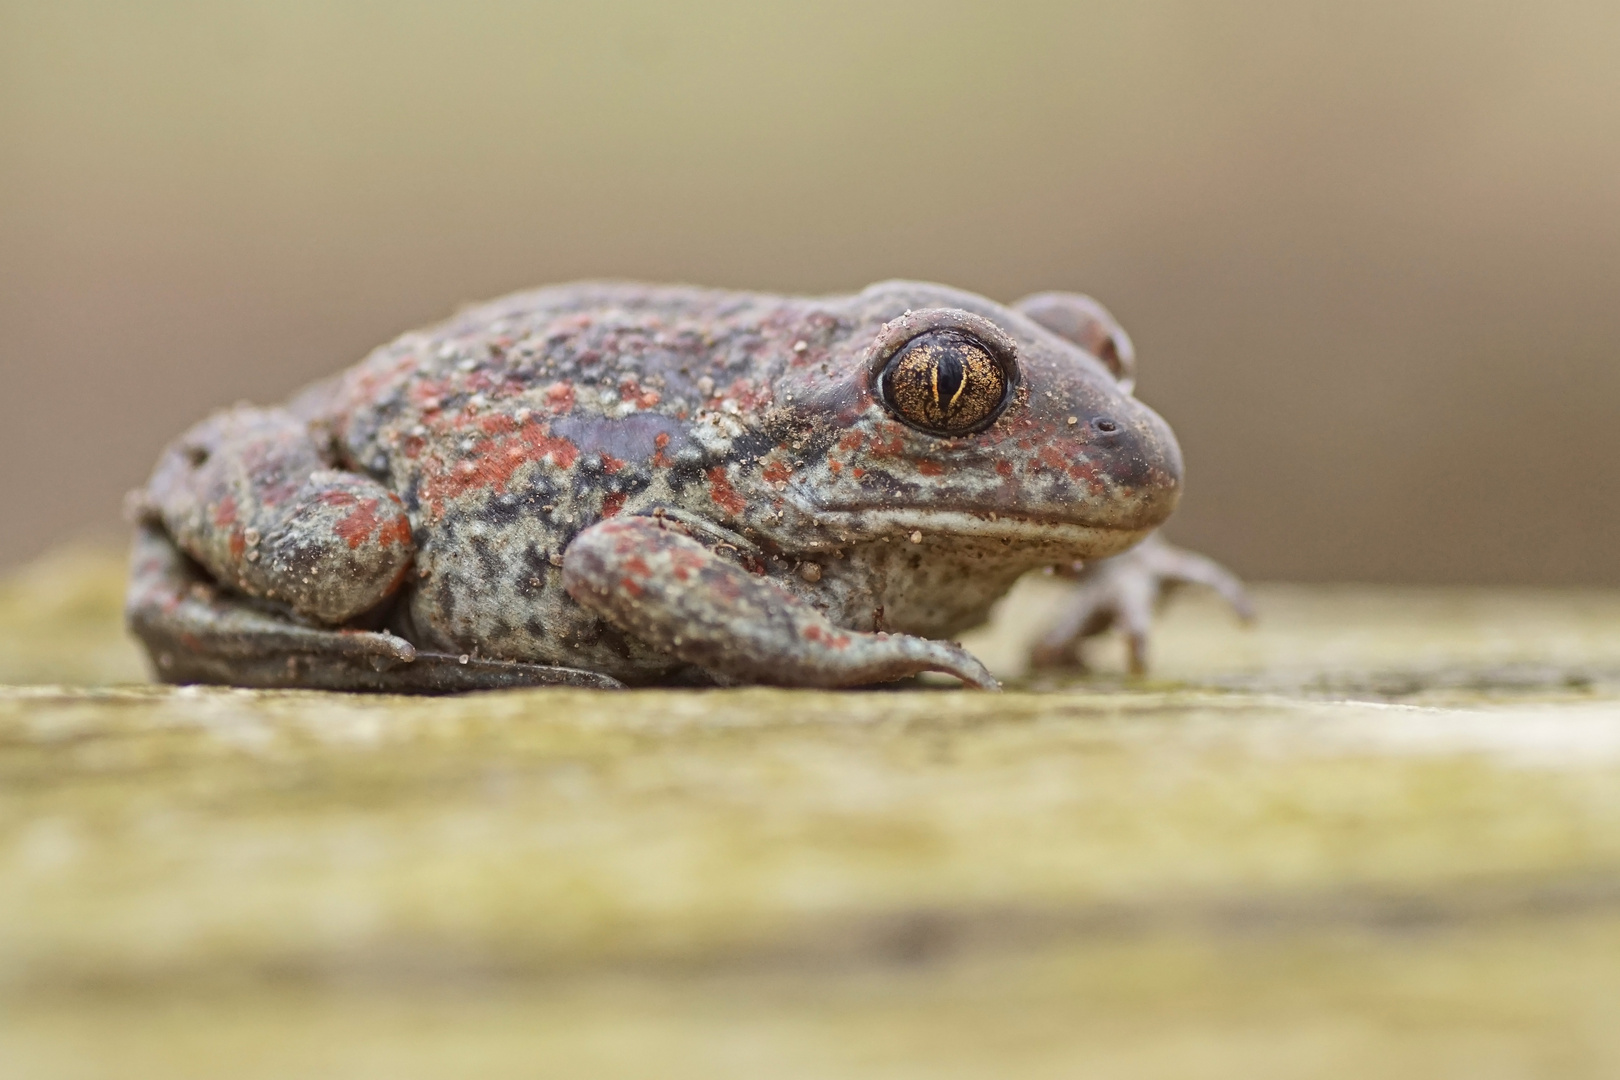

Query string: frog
126 280 1243 692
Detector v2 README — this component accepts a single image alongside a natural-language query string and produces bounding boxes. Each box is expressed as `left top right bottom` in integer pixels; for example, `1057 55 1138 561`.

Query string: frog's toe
1030 570 1153 674
1030 533 1251 675
1145 542 1256 624
903 637 1001 690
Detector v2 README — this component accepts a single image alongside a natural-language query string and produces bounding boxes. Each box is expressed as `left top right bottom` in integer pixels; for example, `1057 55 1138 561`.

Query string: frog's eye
878 330 1011 436
865 307 1019 437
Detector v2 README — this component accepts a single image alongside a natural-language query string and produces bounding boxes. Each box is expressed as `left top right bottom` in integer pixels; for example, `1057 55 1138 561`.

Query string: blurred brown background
2 1 1617 582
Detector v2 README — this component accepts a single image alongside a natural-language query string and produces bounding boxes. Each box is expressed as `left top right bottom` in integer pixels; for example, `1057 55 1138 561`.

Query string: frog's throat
797 507 1155 559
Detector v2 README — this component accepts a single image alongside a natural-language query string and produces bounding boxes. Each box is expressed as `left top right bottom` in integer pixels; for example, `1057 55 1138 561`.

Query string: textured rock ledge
4 548 1620 1078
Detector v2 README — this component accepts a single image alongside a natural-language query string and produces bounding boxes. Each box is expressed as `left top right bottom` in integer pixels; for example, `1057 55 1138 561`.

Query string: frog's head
771 281 1181 562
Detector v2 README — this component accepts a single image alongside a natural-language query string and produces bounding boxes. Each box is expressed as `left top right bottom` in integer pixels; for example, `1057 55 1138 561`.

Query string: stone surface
3 549 1620 1077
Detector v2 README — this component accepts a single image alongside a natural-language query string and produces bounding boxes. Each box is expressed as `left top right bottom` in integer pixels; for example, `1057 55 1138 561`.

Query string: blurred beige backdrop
2 1 1617 582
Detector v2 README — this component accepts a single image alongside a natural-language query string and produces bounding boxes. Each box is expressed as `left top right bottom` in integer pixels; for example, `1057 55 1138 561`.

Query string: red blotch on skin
667 546 706 582
917 460 945 476
1036 444 1069 474
869 433 906 457
537 433 580 470
600 452 626 475
410 379 451 411
545 382 576 413
995 460 1015 478
828 460 842 473
1067 458 1104 487
838 432 865 453
726 378 770 411
212 496 238 527
331 496 382 549
377 507 413 548
419 419 579 517
851 467 866 479
801 624 850 649
652 431 673 468
228 528 246 560
761 459 791 484
601 491 626 517
618 377 661 410
707 466 746 515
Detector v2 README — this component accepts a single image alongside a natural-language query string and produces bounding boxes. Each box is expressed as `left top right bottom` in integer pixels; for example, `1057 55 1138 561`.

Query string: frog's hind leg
127 522 623 692
139 404 417 626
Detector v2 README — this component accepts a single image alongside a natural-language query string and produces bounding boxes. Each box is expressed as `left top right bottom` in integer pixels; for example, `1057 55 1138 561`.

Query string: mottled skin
128 280 1230 691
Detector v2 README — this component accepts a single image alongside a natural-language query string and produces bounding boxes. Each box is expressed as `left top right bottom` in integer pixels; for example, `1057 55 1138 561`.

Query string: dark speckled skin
127 281 1183 691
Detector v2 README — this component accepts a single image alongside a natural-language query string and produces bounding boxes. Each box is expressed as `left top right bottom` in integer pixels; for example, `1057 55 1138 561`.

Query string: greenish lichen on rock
4 548 1620 1077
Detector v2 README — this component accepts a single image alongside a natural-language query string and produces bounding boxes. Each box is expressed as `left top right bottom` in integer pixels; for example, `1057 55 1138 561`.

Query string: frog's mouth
803 505 1157 559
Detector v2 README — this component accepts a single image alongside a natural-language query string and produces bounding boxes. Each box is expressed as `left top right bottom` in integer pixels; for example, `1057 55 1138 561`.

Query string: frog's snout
1089 398 1183 532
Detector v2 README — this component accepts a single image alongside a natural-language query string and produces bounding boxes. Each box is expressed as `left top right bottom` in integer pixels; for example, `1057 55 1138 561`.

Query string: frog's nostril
1092 417 1120 435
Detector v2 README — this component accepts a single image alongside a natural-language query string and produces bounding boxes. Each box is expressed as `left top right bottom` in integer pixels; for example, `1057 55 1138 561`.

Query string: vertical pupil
935 351 966 412
881 331 1009 434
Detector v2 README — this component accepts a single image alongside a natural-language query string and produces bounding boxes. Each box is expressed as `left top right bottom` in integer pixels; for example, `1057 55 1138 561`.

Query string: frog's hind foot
127 523 623 692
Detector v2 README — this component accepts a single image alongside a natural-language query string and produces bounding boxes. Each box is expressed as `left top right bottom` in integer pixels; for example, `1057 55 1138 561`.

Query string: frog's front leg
562 517 1000 690
1031 533 1254 675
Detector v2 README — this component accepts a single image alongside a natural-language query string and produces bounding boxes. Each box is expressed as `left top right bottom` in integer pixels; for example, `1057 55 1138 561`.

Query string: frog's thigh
561 517 999 690
127 523 623 692
145 405 414 625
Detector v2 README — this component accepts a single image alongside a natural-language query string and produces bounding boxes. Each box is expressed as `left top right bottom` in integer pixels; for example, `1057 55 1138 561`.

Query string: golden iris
879 331 1008 435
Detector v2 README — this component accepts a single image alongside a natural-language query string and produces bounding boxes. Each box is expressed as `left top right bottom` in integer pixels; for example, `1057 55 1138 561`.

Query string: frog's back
303 283 830 680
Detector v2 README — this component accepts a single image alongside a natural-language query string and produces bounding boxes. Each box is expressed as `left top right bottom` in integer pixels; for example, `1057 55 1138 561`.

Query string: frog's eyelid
861 307 1018 381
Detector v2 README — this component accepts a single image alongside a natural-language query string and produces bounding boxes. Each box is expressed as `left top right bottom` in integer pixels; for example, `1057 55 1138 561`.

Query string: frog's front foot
1031 533 1253 675
563 516 1000 690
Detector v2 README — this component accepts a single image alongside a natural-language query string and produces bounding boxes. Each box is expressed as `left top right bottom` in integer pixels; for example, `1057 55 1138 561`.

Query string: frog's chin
801 507 1155 560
